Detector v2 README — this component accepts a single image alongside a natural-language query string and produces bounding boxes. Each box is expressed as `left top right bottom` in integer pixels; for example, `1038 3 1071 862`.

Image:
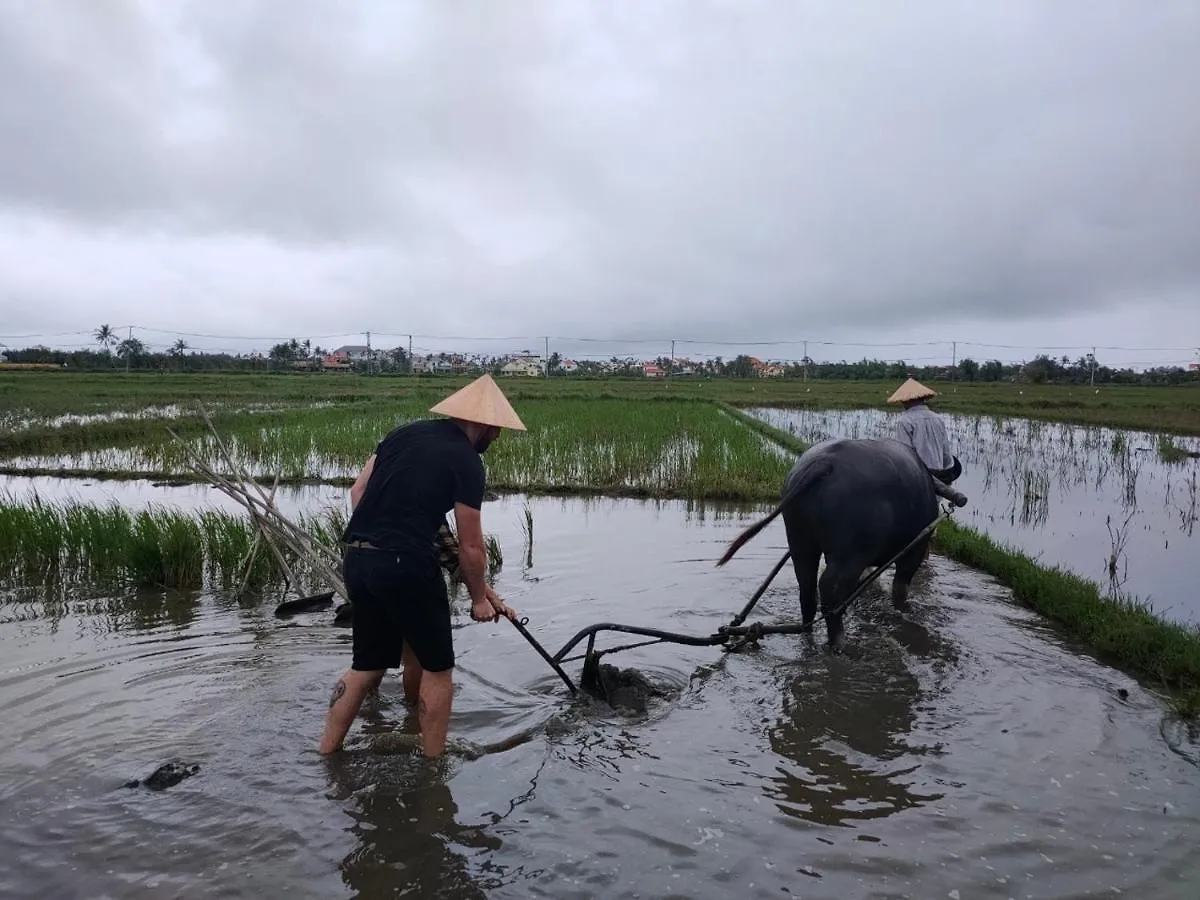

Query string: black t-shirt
343 418 486 565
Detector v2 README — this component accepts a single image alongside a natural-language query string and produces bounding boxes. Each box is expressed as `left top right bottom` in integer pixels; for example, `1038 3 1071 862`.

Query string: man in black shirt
318 374 527 758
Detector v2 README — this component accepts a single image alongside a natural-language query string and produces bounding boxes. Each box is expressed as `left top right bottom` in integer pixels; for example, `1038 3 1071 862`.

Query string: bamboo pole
167 407 348 601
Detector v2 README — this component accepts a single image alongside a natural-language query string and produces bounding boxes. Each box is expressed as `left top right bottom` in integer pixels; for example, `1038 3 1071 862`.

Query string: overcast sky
1 1 1198 369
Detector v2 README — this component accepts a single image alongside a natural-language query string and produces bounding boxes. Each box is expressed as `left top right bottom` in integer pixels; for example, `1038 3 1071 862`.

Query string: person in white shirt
888 378 962 485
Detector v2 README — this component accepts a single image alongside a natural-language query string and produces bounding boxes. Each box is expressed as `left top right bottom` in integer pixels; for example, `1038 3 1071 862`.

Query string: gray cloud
1 1 1198 366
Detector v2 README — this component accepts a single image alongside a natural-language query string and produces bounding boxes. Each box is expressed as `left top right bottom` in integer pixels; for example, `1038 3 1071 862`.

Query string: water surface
1 490 1198 899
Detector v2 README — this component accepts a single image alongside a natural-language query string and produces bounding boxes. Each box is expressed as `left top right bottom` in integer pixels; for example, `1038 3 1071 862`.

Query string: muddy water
2 491 1199 899
747 406 1200 625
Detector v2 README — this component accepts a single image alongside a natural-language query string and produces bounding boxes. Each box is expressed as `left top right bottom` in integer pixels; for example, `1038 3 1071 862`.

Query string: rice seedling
1157 434 1192 464
8 370 1200 436
1178 466 1198 537
520 502 534 568
1104 510 1136 599
0 495 504 594
1110 431 1128 459
1018 468 1050 527
1122 455 1142 510
484 399 794 500
484 534 504 572
4 398 797 502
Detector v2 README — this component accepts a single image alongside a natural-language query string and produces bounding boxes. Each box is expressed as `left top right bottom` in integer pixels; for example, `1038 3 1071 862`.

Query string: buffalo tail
716 456 831 567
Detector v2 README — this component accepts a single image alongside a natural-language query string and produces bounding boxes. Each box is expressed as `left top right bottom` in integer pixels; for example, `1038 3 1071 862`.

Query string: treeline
2 344 1197 386
763 354 1199 386
601 353 1198 385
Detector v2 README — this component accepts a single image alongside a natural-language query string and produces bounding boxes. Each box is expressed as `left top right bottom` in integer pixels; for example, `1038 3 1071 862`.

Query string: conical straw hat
887 377 937 404
429 373 527 431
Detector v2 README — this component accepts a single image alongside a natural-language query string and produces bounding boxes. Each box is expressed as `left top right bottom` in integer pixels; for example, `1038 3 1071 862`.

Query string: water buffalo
717 438 943 651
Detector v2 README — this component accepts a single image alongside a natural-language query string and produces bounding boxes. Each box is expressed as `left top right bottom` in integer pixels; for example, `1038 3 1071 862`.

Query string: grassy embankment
722 403 1200 718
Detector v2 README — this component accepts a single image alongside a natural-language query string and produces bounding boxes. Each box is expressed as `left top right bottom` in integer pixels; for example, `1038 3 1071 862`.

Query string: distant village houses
500 353 545 377
334 345 373 362
281 343 838 380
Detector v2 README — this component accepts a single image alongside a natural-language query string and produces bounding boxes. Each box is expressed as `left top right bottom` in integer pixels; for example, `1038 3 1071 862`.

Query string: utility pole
408 334 413 375
544 335 549 376
803 340 808 382
670 339 675 377
365 331 372 374
125 325 131 374
1090 346 1096 387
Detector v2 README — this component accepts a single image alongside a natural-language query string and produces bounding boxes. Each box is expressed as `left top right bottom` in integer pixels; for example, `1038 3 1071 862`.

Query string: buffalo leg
782 510 820 630
818 562 863 652
891 536 931 612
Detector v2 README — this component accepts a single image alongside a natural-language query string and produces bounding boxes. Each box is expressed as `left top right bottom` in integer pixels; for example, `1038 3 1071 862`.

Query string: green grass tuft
0 494 507 598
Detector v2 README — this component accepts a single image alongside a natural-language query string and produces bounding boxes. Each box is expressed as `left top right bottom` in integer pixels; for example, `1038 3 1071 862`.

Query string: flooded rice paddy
748 406 1200 626
2 487 1199 899
0 399 793 500
0 401 303 434
0 473 349 522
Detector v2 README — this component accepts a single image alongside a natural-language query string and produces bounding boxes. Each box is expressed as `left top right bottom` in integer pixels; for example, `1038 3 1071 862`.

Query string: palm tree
169 339 189 371
116 337 145 368
94 324 115 365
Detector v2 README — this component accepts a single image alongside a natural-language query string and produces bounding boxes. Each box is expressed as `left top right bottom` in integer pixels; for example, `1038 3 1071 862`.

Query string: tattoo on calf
329 679 347 708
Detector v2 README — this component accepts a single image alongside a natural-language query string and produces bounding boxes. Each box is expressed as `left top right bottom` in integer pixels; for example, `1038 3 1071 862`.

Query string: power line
0 330 99 340
5 325 1198 371
957 341 1196 353
131 326 361 342
10 324 1196 353
675 338 949 348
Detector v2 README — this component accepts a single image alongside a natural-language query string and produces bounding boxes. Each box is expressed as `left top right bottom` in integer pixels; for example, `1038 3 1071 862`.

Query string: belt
345 540 381 550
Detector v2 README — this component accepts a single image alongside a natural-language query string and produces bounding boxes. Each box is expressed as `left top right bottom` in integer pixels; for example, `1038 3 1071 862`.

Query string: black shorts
343 548 454 673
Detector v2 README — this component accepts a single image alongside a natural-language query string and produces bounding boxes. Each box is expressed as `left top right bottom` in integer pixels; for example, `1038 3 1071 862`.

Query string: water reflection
764 615 946 827
27 584 204 633
326 757 498 900
110 586 203 632
0 402 297 434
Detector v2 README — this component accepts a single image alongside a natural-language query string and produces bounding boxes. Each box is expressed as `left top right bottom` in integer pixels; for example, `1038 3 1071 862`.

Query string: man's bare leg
417 669 454 758
318 668 384 754
401 642 423 707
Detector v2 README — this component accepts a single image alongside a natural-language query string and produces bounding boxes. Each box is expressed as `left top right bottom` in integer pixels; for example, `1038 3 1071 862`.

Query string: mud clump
367 733 485 760
125 760 200 791
581 656 667 714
